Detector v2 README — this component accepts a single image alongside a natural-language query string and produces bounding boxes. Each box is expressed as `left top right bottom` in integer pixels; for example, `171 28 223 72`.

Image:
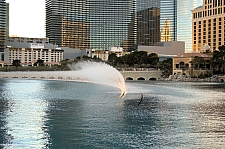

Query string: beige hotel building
192 0 225 51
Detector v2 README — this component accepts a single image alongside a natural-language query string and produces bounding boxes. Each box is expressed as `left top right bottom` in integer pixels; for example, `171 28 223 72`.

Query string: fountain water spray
0 61 127 97
69 61 127 97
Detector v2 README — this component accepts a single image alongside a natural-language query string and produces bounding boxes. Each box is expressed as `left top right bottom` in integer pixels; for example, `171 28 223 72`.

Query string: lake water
0 79 225 148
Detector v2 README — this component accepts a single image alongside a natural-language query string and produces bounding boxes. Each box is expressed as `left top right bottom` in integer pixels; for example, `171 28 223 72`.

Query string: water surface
0 79 225 148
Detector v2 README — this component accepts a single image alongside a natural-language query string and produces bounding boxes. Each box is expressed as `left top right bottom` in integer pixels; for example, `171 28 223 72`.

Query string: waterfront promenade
0 69 163 81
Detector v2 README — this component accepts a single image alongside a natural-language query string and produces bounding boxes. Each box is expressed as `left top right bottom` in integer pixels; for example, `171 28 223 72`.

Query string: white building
0 37 90 67
87 47 124 61
138 41 185 60
2 37 64 66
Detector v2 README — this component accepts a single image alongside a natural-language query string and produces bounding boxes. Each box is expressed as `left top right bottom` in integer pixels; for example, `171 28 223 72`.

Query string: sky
6 0 45 38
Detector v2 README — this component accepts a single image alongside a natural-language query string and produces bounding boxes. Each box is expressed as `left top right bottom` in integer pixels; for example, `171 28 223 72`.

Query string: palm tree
190 56 205 78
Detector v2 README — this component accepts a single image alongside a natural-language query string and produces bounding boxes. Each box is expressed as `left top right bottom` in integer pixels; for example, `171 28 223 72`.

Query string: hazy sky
6 0 45 38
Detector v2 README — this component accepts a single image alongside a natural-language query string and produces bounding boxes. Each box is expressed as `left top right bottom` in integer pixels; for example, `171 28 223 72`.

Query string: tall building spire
161 19 172 42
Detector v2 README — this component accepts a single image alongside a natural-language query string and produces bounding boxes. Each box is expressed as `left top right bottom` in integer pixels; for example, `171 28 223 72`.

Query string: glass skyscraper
88 0 136 51
46 0 162 51
177 0 202 52
0 0 6 51
46 0 137 51
136 0 160 46
160 0 177 41
160 0 202 51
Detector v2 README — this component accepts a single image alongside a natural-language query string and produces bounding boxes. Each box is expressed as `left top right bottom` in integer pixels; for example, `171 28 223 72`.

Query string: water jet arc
0 61 127 97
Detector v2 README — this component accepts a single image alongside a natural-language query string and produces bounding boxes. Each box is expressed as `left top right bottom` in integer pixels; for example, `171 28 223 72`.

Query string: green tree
12 59 21 70
148 53 159 68
160 58 172 78
59 59 70 70
212 45 225 74
108 53 118 67
34 59 44 67
108 51 159 69
190 56 205 78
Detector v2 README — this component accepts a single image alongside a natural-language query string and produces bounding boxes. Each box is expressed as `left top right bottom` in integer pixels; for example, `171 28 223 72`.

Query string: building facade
138 41 185 61
192 0 225 51
46 0 162 51
6 3 8 37
161 19 173 42
0 0 6 52
160 0 202 52
160 0 177 41
177 0 202 52
172 52 213 77
4 37 64 66
137 7 160 46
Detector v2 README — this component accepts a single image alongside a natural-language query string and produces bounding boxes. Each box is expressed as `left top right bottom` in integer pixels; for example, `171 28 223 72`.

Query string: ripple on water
0 80 225 148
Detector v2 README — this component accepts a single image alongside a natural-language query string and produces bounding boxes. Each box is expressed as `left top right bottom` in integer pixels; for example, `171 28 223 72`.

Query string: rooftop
175 52 212 58
193 5 203 10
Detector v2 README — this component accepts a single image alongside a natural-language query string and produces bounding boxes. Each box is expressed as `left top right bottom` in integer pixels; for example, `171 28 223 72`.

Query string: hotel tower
0 0 6 52
45 0 160 51
192 0 225 51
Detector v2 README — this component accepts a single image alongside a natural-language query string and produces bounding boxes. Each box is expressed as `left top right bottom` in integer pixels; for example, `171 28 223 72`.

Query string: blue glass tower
160 0 177 41
177 0 202 52
160 0 202 51
46 0 162 51
46 0 137 51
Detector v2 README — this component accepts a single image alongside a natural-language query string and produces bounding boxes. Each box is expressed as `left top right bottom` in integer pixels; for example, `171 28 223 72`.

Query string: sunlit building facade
192 0 225 51
46 0 163 51
46 0 90 50
0 0 6 52
161 19 173 42
160 0 177 41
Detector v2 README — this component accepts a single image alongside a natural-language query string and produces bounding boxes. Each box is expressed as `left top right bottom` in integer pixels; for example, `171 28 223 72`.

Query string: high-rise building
192 0 225 51
136 0 160 46
6 3 9 37
160 0 202 52
46 0 137 51
161 19 173 42
0 0 6 52
177 0 202 52
46 0 161 51
160 0 177 41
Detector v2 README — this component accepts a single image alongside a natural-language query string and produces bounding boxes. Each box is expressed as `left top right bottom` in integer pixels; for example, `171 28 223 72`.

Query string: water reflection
0 79 49 148
41 81 122 148
0 79 11 146
190 99 225 148
120 82 225 148
0 80 225 148
44 99 85 148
